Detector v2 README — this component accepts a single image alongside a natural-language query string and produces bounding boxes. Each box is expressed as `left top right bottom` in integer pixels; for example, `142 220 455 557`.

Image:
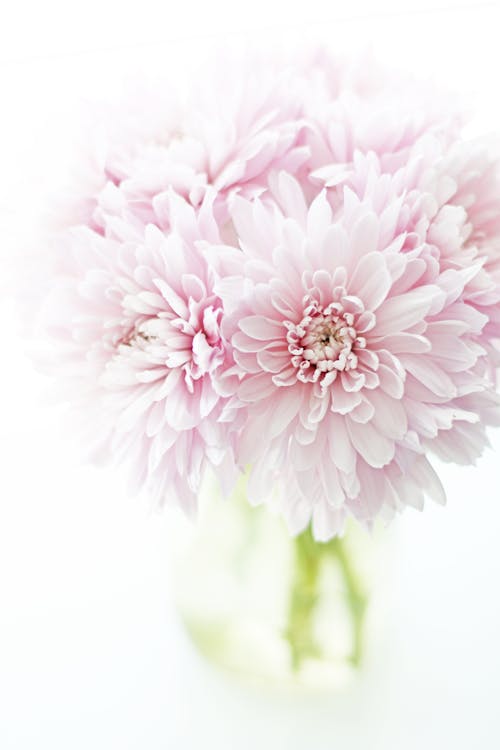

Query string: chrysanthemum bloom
301 55 464 189
214 170 500 539
66 52 311 244
434 137 500 362
36 191 239 512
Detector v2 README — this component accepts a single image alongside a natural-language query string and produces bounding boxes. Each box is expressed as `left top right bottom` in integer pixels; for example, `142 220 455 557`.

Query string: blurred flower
65 52 311 241
36 191 239 512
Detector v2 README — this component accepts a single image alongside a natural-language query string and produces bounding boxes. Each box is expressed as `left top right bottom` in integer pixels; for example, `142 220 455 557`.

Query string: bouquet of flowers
25 46 500 679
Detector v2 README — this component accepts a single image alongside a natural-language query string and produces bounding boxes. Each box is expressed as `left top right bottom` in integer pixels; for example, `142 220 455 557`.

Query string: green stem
285 526 322 671
325 535 368 667
285 527 368 671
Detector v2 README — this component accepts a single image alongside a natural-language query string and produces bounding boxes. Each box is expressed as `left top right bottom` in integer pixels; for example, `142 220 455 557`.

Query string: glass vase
166 473 391 689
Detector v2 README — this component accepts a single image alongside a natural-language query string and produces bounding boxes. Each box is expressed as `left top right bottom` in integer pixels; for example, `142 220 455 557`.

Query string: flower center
118 327 155 348
115 300 225 393
285 295 366 385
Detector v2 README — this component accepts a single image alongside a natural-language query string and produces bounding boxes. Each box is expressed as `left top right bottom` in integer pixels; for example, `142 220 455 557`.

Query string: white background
1 2 500 748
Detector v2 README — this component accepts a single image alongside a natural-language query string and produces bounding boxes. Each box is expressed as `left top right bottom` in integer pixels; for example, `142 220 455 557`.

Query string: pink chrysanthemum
213 169 500 539
36 191 239 512
66 52 311 242
302 56 463 190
